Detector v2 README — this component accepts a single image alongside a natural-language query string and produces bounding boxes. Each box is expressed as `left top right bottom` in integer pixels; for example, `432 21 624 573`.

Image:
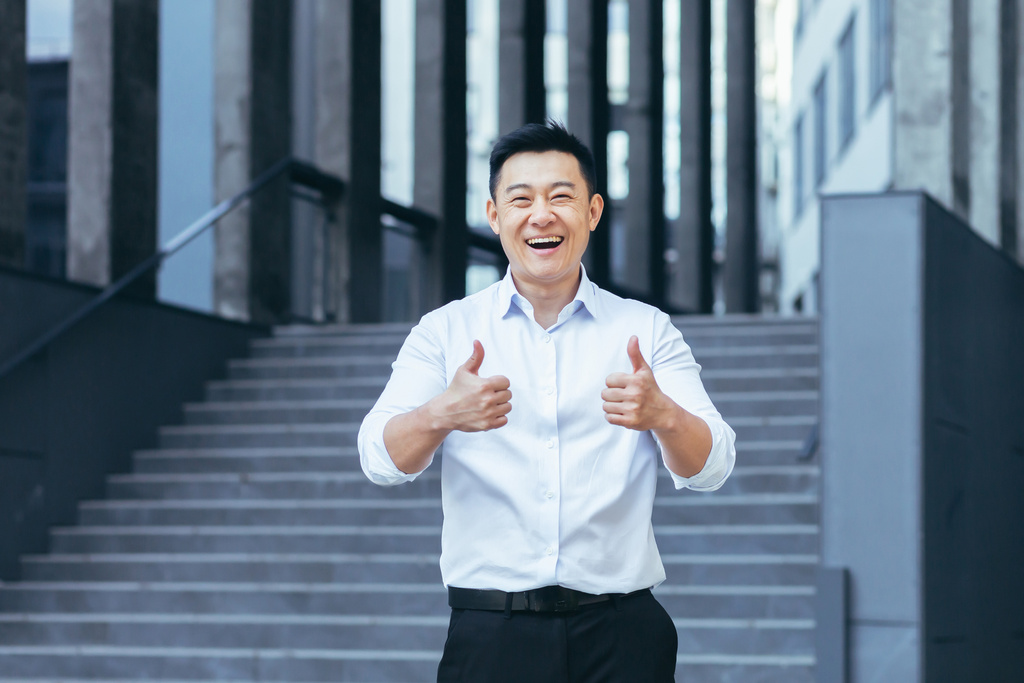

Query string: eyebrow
504 180 577 196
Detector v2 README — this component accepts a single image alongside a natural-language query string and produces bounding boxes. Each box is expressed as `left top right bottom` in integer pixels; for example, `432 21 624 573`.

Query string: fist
439 340 512 432
601 335 671 431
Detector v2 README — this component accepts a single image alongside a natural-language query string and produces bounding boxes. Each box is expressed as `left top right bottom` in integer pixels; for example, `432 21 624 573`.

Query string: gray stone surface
66 0 158 296
672 0 713 313
0 0 27 268
723 0 759 313
213 0 292 323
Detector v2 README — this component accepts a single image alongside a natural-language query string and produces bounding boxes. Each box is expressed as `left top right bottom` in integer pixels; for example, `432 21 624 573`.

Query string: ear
588 193 604 232
486 197 500 236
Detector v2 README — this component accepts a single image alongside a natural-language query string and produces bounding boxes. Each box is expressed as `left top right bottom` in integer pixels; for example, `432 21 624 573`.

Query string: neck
511 269 582 329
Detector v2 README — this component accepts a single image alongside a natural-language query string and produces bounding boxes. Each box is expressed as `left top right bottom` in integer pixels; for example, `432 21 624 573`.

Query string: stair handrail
0 157 345 382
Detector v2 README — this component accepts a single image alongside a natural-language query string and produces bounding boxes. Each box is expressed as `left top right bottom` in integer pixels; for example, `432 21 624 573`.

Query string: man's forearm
652 405 713 478
382 399 452 475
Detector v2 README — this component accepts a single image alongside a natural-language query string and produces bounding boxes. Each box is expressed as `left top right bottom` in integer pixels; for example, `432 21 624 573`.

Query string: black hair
488 120 598 199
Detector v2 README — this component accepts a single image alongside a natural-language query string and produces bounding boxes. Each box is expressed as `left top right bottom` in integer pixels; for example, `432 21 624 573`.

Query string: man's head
489 121 598 200
486 123 604 300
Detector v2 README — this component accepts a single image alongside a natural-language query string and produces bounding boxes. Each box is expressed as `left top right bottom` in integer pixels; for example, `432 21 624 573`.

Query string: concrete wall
819 192 1024 682
0 265 264 580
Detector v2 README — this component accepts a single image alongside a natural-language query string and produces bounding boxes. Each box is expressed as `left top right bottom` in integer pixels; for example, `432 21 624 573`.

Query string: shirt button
545 547 554 556
546 387 555 396
543 334 551 343
546 439 554 449
545 491 555 499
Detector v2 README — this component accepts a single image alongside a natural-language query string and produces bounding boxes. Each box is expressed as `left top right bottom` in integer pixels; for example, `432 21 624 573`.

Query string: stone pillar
213 0 292 322
622 0 664 302
1018 0 1024 259
67 0 158 297
498 0 546 134
313 0 382 323
567 0 609 284
892 0 971 219
969 0 1000 245
723 0 759 313
999 0 1020 256
673 0 714 313
0 0 27 269
414 0 467 307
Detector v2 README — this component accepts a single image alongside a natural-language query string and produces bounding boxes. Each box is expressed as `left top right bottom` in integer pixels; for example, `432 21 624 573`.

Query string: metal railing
0 158 344 382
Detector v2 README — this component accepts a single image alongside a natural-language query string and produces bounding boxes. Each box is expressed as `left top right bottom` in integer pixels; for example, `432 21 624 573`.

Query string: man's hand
602 335 675 431
602 335 713 477
431 340 512 432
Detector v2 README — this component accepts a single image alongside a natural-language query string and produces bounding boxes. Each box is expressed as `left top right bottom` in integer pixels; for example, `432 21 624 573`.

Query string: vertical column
214 0 292 322
622 0 664 302
67 0 158 297
723 0 758 313
314 0 382 323
969 0 1000 245
567 0 609 284
999 0 1019 256
1018 0 1024 259
892 0 959 212
0 0 27 268
674 0 713 313
498 0 546 134
415 0 467 307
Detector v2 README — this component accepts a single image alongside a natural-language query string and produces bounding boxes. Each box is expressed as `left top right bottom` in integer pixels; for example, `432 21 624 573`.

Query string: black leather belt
449 585 645 613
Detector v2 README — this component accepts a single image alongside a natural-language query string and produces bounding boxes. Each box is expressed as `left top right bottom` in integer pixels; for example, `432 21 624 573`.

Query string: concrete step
0 612 812 657
247 328 819 360
0 645 440 681
0 581 811 619
156 416 816 449
204 369 819 403
75 494 818 527
181 392 819 426
0 581 450 615
21 552 816 586
225 347 818 381
48 524 816 556
206 376 388 402
130 439 813 475
102 466 818 500
132 447 361 474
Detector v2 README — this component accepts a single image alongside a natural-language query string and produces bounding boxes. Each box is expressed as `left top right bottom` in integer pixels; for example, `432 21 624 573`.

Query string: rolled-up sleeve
357 314 449 486
649 312 737 492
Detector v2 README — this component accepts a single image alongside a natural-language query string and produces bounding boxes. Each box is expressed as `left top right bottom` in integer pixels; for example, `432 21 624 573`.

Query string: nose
529 200 555 226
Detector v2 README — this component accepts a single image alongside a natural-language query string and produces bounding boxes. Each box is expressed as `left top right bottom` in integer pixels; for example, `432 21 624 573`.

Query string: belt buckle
528 585 579 613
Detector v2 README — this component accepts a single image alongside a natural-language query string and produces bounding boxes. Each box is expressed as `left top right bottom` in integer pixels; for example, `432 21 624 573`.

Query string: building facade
776 0 1024 313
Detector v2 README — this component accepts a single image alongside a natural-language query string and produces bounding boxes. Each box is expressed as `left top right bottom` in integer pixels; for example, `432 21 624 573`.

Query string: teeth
527 236 563 245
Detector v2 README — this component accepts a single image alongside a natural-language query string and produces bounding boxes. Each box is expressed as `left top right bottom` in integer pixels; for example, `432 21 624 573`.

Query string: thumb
462 339 485 375
627 335 648 373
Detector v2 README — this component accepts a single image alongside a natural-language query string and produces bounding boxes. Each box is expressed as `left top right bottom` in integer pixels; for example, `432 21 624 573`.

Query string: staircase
0 316 819 682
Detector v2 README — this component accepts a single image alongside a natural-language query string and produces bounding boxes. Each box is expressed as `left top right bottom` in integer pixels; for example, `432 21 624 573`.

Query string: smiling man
358 122 736 683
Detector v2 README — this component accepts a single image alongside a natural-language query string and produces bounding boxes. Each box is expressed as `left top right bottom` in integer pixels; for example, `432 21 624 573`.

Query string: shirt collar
496 264 599 321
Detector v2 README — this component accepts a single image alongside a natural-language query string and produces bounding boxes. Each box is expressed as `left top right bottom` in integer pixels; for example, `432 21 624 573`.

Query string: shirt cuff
358 412 431 486
662 417 736 491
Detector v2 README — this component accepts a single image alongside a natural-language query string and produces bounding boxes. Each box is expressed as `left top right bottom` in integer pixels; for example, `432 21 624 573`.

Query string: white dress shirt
358 267 736 595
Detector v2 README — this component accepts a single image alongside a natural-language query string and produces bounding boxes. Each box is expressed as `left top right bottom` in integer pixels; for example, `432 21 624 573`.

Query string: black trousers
436 589 677 683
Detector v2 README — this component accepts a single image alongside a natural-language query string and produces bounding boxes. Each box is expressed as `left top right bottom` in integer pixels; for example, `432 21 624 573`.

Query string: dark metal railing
0 158 343 382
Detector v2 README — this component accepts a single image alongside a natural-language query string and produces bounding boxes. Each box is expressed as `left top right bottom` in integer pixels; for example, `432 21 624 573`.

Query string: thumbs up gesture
602 336 671 431
436 340 512 432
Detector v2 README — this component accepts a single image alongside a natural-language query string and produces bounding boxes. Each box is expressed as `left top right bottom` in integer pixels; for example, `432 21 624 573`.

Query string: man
358 122 736 682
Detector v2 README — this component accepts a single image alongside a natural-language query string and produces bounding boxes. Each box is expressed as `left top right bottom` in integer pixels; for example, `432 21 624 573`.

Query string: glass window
794 113 805 219
870 0 892 101
838 17 856 149
813 71 828 187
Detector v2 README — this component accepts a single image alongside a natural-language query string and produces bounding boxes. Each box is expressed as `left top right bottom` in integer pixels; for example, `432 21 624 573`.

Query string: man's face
487 151 604 294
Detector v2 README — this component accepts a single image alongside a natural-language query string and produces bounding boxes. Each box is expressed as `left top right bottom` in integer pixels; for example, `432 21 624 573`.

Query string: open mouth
526 236 564 250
